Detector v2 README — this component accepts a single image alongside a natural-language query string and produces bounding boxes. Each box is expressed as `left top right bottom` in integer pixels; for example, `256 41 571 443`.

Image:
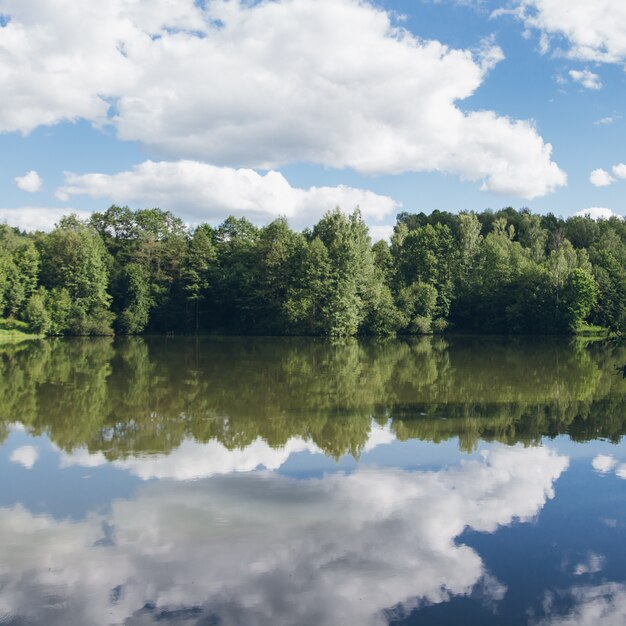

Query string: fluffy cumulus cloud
0 0 565 198
569 69 602 90
0 206 91 231
574 208 624 221
536 583 626 626
8 445 38 469
55 160 399 226
613 163 626 179
0 444 568 625
61 437 321 480
497 1 626 65
590 454 626 479
59 422 396 480
589 168 614 187
13 169 42 192
587 163 626 190
592 454 618 473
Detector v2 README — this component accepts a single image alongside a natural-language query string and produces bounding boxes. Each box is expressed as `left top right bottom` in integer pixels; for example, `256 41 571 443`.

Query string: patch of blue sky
1 120 145 210
0 428 141 521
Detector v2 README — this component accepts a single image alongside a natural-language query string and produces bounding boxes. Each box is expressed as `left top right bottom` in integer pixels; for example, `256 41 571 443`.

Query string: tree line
0 205 624 336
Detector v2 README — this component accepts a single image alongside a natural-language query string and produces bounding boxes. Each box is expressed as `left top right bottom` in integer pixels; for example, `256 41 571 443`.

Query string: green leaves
0 224 39 319
1 205 624 337
38 216 113 335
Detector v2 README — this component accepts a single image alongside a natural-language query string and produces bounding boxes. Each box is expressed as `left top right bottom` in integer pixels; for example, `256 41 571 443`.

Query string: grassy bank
0 318 40 342
575 322 609 337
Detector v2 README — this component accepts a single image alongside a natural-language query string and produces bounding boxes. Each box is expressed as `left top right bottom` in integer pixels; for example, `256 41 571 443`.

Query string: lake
0 336 625 625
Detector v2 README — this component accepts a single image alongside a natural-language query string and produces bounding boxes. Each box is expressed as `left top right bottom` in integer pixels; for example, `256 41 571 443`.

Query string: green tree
251 218 306 333
117 263 152 334
312 209 378 336
0 225 39 319
39 216 113 335
23 288 50 334
92 206 190 332
211 216 260 331
518 211 548 261
563 268 598 331
589 228 626 335
183 226 216 332
397 281 438 334
457 212 483 278
45 288 73 335
286 236 332 334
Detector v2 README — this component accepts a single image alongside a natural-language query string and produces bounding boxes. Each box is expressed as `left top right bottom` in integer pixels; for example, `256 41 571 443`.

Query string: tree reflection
0 336 624 457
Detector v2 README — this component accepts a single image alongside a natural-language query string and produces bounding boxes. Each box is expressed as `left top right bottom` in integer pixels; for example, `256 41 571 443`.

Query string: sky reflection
0 444 567 625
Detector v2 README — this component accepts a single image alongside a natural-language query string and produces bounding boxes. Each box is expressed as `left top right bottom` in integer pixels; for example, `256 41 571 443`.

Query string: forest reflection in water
0 335 624 459
1 336 626 625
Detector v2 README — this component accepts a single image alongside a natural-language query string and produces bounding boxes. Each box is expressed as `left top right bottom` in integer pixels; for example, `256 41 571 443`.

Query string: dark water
0 336 625 625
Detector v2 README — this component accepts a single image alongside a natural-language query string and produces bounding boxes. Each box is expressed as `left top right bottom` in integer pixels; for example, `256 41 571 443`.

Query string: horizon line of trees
0 205 624 337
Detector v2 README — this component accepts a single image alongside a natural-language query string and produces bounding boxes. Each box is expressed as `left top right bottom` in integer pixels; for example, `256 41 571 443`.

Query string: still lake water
0 336 625 625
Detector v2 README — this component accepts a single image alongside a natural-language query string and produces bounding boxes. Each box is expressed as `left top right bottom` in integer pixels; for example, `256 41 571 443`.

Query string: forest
0 205 624 336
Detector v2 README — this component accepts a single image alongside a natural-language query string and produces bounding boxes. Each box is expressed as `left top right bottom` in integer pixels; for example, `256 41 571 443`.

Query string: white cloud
0 207 92 231
574 208 624 221
589 168 614 187
0 0 565 198
14 170 42 192
59 421 397 481
573 553 606 576
362 423 396 451
62 437 322 480
55 160 400 227
590 454 626 480
584 162 626 196
0 444 568 625
58 448 108 469
536 583 626 626
612 163 626 179
592 454 617 473
9 445 39 469
498 1 626 64
369 224 395 242
594 116 620 125
569 69 602 90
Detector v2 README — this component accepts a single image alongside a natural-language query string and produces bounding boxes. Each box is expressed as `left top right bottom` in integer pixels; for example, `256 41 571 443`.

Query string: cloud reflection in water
58 421 396 481
0 444 567 625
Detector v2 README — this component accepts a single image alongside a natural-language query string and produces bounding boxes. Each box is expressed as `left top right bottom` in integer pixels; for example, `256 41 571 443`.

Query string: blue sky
0 0 624 234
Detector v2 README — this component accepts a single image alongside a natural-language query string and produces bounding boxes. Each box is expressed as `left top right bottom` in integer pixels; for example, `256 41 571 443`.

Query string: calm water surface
0 336 625 625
